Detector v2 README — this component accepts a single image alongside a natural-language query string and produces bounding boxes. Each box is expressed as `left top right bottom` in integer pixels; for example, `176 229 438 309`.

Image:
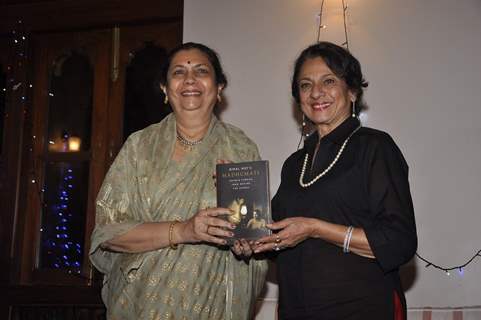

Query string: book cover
216 160 272 245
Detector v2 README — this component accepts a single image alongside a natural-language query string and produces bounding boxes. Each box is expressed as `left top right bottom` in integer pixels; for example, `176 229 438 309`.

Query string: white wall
184 0 481 312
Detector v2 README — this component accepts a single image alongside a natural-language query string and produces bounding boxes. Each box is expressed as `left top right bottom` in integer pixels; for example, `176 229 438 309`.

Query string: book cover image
216 160 272 245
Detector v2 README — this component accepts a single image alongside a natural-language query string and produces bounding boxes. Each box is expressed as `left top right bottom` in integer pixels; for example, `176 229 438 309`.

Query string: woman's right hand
253 217 317 253
178 207 236 245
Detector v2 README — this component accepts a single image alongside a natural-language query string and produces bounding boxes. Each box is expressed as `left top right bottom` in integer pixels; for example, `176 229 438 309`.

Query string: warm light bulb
68 136 81 152
240 205 248 215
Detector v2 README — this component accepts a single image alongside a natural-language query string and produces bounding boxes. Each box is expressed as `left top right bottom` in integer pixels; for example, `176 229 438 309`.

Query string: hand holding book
174 207 236 246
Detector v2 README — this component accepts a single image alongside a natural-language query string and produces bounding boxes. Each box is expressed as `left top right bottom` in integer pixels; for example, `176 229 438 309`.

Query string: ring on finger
273 242 280 251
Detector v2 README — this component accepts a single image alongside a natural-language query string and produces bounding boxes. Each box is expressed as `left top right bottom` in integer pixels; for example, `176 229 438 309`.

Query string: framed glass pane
0 63 6 154
123 42 170 140
47 52 93 152
39 161 89 274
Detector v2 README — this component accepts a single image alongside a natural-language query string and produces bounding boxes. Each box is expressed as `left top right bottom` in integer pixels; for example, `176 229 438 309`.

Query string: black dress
272 117 417 320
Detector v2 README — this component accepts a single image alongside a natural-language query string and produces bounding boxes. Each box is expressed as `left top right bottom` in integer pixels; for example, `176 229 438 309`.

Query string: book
216 160 272 245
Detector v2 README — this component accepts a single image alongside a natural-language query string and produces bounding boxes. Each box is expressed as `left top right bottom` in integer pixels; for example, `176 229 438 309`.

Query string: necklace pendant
178 141 193 152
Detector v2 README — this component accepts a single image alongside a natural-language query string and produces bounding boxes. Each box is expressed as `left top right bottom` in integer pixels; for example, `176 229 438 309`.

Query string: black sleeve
266 159 292 261
363 134 417 272
271 156 292 222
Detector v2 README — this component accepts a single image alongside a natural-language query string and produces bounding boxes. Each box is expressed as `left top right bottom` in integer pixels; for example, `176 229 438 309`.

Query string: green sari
90 113 267 320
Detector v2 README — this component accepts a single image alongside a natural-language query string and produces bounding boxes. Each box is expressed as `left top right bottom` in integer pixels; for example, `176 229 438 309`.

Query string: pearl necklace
176 131 204 150
299 125 361 188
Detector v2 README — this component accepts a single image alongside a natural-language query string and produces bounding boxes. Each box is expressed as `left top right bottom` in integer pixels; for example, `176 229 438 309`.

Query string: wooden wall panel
0 0 183 34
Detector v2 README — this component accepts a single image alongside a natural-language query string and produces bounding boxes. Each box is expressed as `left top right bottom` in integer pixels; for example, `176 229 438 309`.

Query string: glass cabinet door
38 52 93 275
23 30 111 284
19 22 181 285
0 62 6 155
107 22 181 164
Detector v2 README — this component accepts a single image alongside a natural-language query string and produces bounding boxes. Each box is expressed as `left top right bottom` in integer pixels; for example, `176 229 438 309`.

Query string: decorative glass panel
38 51 93 273
47 52 93 152
0 64 6 154
123 42 170 140
39 161 89 273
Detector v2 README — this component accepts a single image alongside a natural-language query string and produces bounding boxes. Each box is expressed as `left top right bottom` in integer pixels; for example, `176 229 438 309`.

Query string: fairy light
341 0 350 50
43 165 82 274
416 250 481 277
458 267 464 277
5 19 85 276
316 0 326 43
316 0 350 50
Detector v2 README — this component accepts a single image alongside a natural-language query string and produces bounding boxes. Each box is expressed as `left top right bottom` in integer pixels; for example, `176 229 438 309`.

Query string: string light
44 163 82 274
415 250 481 276
341 0 350 50
5 20 86 277
316 0 326 43
317 0 350 50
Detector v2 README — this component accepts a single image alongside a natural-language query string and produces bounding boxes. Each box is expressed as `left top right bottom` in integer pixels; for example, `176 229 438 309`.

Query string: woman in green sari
90 42 267 320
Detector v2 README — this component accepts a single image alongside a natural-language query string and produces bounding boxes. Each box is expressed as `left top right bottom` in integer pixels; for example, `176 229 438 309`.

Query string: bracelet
169 220 180 250
343 226 354 253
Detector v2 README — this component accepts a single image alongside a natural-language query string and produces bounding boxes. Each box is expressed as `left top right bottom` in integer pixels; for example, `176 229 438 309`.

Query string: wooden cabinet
0 1 182 318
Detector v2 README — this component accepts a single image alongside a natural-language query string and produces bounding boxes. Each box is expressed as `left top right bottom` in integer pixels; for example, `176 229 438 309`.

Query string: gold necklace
176 130 204 151
299 126 361 188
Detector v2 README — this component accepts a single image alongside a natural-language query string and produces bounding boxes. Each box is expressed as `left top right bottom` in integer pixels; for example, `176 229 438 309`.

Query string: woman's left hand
253 217 317 253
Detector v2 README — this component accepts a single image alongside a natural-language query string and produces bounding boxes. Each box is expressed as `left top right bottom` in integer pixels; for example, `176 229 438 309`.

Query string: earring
303 114 311 136
297 114 309 150
164 95 169 104
217 94 222 103
351 100 356 118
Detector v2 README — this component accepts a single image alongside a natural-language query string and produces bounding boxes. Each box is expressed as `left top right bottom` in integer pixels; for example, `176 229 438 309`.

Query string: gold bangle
169 220 180 250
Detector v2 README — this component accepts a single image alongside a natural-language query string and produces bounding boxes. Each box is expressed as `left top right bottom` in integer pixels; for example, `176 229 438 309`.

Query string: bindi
187 61 191 64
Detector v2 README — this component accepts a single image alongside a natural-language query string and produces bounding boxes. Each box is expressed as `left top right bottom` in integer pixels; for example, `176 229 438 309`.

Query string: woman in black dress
254 42 417 320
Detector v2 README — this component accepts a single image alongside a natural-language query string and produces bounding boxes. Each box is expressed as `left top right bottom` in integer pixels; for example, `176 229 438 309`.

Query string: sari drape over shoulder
90 114 267 320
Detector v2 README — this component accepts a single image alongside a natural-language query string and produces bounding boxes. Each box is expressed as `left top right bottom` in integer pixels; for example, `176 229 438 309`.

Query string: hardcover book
216 160 272 245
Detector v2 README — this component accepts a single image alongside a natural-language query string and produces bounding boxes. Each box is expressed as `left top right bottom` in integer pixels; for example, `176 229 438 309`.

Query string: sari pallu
90 114 267 320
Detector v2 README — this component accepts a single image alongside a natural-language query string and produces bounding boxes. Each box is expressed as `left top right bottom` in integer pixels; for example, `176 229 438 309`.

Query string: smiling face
297 57 355 136
163 48 222 119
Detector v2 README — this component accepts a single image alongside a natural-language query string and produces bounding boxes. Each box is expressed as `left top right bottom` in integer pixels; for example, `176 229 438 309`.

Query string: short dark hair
291 42 368 114
159 42 228 88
